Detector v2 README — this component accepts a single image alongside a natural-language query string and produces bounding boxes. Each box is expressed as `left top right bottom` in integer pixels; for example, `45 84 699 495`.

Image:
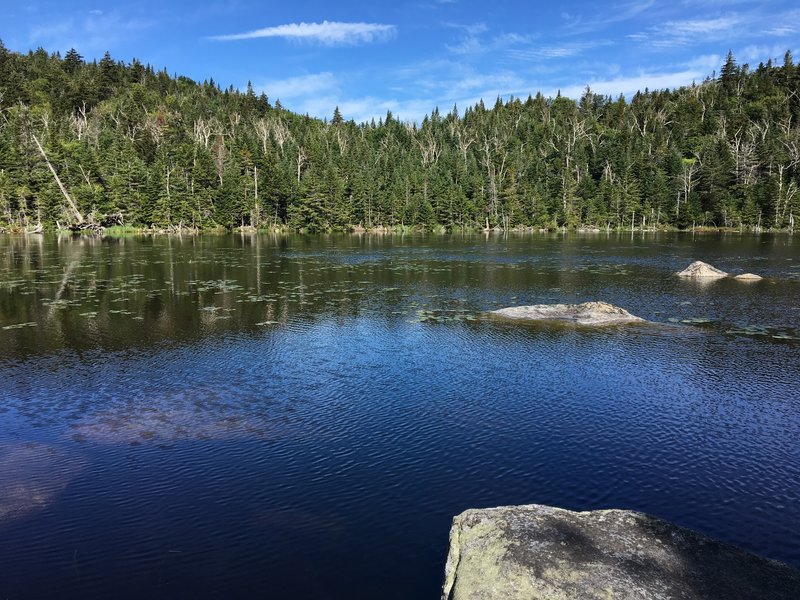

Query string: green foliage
0 45 798 231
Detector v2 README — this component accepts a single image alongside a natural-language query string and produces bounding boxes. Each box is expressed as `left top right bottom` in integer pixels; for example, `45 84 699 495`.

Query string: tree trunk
31 133 84 224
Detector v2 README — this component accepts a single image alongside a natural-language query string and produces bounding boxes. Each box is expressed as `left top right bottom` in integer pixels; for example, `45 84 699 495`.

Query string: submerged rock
734 273 763 281
490 301 643 326
0 443 84 523
676 260 729 278
442 504 800 600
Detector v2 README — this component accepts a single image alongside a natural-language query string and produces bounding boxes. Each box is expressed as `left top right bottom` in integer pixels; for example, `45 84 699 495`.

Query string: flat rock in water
676 260 728 278
442 504 800 600
491 301 643 326
734 273 763 281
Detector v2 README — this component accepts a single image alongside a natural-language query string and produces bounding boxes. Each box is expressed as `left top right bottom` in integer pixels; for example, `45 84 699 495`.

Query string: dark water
1 232 799 598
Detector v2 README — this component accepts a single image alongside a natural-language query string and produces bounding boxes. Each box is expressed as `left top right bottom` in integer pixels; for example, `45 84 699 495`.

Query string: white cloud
628 14 744 48
549 69 704 99
444 28 538 57
683 53 722 71
507 41 610 61
629 8 800 50
764 10 800 36
253 72 338 100
28 10 152 54
258 60 717 126
740 44 794 64
665 15 742 36
561 0 657 35
212 21 395 45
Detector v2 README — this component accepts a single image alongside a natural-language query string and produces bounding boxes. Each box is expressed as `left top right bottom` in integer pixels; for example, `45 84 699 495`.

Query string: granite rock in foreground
442 504 800 600
491 301 643 326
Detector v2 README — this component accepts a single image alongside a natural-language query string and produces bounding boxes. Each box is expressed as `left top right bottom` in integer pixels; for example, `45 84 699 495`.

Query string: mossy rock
442 504 800 600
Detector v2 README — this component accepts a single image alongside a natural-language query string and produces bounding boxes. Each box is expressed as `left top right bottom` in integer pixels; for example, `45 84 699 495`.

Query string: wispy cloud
253 72 338 100
27 9 153 54
507 40 612 61
628 13 760 48
444 28 538 56
561 0 657 35
764 10 800 37
211 21 396 45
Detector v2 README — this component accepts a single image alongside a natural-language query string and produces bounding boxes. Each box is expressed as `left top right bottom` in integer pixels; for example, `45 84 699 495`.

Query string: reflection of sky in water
0 233 799 599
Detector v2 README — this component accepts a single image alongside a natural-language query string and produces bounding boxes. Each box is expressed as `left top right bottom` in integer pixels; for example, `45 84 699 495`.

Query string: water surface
1 232 799 598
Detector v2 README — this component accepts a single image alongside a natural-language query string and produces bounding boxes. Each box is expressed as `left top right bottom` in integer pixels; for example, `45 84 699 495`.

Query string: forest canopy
1 42 799 232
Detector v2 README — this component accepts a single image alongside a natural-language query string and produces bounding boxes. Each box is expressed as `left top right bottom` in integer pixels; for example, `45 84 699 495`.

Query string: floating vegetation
681 318 714 325
2 322 38 330
415 308 477 324
724 324 800 341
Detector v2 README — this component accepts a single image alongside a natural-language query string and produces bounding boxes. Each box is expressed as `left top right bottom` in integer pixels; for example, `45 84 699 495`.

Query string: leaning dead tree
30 133 123 233
31 133 84 225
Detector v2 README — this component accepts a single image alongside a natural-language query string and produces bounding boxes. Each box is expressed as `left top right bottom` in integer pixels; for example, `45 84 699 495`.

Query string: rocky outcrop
490 301 643 326
734 273 763 281
442 504 800 600
676 261 729 278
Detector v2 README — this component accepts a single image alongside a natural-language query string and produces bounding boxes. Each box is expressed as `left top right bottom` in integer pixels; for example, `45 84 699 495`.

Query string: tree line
1 42 799 232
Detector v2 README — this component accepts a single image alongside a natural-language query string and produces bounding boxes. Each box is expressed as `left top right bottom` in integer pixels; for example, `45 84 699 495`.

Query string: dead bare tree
677 158 700 217
449 121 475 166
69 102 89 141
31 133 84 224
416 130 442 168
270 118 291 155
296 146 307 182
193 117 215 148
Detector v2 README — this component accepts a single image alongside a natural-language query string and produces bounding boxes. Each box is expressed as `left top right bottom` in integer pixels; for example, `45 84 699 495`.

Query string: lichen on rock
442 504 800 600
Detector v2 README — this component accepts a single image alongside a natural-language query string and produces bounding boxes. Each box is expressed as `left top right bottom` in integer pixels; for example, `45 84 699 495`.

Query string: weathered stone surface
490 301 643 326
442 504 800 600
676 261 728 278
734 273 763 281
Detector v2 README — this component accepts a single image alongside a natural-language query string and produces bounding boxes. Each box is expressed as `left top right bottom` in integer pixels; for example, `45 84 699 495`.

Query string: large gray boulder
442 504 800 600
490 301 643 326
676 261 728 278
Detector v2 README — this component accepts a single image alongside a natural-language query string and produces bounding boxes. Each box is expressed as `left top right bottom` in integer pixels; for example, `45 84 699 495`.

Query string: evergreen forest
1 41 799 233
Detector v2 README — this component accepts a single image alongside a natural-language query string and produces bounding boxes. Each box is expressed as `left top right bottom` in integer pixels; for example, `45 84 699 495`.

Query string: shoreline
3 224 797 237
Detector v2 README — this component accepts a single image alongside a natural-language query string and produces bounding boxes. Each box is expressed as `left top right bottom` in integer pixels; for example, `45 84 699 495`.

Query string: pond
1 232 799 598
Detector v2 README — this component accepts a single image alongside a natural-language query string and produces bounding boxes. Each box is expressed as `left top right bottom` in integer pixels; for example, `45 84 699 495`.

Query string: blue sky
3 0 798 123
